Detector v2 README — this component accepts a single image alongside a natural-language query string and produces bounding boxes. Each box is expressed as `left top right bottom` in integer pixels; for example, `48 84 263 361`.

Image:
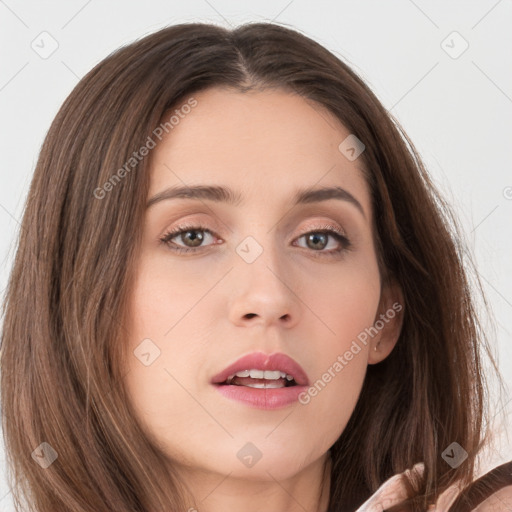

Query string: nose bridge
228 227 300 327
237 232 284 289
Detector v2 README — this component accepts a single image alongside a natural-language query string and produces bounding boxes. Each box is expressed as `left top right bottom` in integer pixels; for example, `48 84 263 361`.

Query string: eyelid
298 221 347 238
162 218 347 238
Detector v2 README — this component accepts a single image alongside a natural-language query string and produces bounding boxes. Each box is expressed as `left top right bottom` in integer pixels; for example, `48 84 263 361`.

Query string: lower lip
214 384 309 410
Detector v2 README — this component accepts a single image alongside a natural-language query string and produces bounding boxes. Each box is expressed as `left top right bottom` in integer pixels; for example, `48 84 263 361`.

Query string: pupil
307 233 326 250
184 230 203 247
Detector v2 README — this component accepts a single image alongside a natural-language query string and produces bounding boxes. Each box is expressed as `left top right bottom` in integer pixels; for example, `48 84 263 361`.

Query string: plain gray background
1 1 511 509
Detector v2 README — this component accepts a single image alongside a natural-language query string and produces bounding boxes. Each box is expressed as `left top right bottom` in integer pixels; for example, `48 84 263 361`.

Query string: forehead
148 87 370 215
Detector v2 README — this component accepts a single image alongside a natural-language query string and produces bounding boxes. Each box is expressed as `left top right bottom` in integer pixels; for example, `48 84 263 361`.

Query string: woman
0 21 510 512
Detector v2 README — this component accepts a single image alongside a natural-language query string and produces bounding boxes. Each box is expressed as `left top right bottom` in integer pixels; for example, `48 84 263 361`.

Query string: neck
176 452 332 512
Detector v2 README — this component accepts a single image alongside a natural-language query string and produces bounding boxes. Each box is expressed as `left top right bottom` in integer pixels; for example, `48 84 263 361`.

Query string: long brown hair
0 21 506 512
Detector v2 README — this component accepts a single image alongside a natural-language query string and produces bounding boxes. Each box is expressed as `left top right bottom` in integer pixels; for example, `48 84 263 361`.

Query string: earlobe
367 280 404 365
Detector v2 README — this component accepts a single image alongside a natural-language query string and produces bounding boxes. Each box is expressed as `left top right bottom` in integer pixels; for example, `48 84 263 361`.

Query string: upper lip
211 352 309 386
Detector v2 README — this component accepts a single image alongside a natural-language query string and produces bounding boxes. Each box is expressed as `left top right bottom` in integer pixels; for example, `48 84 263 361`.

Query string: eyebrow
146 184 365 218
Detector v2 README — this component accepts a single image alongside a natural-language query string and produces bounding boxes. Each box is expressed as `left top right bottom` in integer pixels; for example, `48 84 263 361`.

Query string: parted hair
0 21 506 512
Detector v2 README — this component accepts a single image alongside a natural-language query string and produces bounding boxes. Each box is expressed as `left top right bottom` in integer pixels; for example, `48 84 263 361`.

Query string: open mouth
220 369 297 389
212 352 308 409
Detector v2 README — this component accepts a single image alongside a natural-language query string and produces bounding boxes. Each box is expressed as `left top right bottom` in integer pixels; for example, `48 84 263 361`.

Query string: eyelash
159 223 352 257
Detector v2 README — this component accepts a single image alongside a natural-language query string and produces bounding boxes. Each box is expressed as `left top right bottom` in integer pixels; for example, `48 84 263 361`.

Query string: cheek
124 356 198 433
294 255 380 431
296 304 373 449
124 256 214 430
299 251 381 346
127 253 209 336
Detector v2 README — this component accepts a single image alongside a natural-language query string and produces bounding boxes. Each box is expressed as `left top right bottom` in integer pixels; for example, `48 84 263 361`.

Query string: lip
211 352 310 410
211 352 309 386
214 384 309 410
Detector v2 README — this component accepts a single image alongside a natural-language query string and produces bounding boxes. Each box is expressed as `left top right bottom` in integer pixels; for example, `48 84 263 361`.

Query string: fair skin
124 87 403 512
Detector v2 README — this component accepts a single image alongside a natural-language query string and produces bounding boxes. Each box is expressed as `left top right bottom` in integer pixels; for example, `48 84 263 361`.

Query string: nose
227 248 301 330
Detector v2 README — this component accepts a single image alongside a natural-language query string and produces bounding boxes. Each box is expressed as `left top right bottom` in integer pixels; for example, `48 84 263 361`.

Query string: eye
159 223 219 254
293 225 351 256
159 223 352 256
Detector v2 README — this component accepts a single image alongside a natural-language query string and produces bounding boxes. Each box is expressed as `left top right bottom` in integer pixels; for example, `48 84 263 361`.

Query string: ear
367 279 404 365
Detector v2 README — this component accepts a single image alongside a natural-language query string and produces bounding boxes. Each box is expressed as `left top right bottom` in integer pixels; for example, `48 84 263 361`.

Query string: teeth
243 381 286 389
227 369 295 382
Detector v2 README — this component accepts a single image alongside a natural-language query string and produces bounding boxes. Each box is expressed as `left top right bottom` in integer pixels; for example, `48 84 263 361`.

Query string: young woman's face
124 87 401 483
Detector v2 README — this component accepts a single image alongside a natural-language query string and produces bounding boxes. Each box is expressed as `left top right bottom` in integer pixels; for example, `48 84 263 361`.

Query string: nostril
244 313 257 319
